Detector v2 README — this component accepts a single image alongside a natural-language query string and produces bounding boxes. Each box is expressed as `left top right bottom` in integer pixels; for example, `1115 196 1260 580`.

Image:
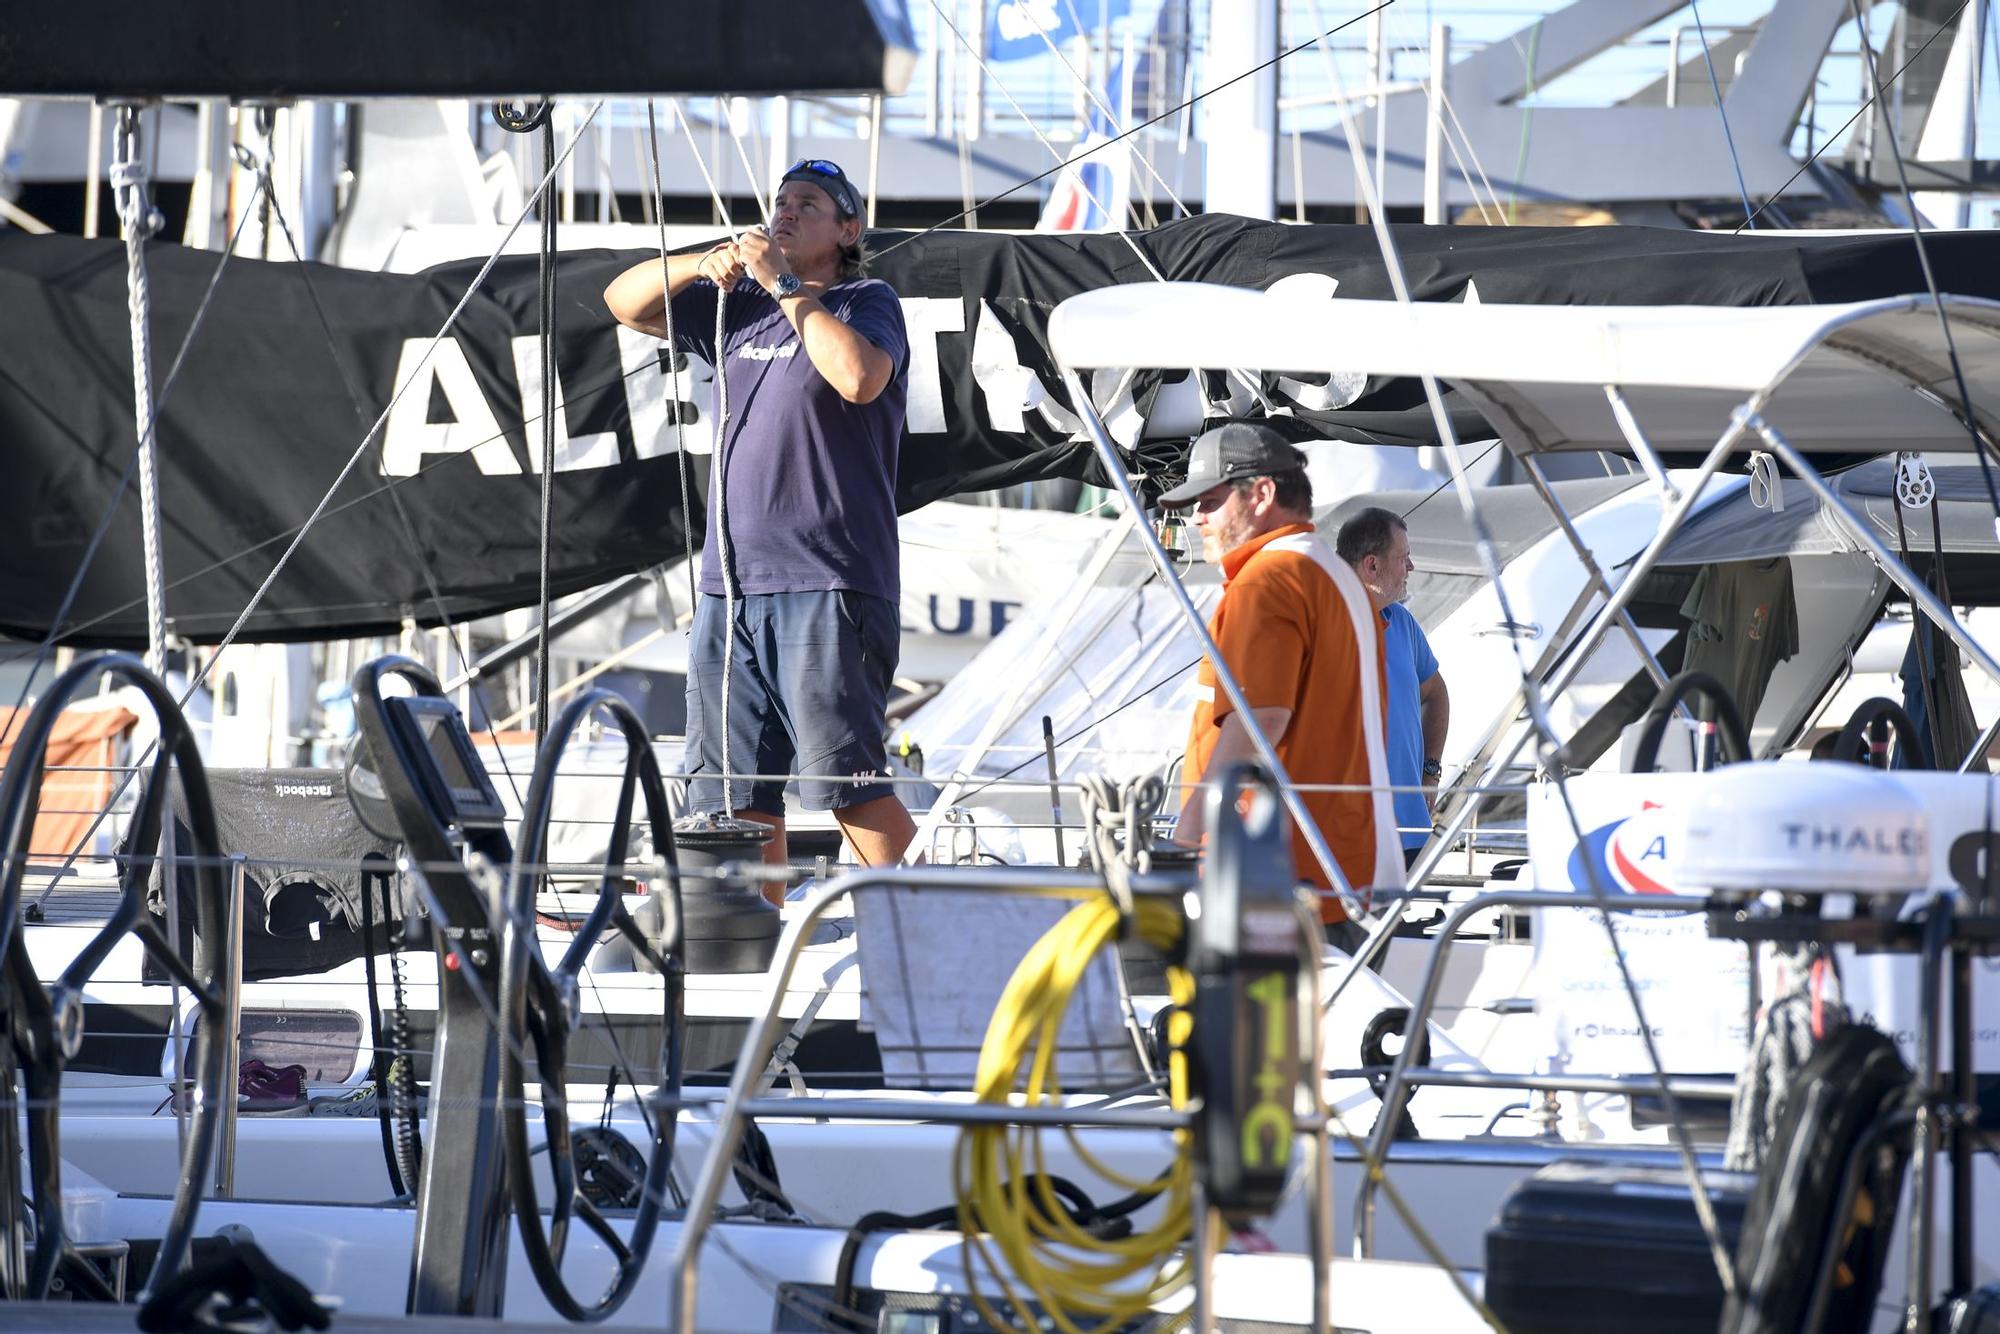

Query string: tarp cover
1664 460 2000 563
10 217 2000 644
1657 460 2000 603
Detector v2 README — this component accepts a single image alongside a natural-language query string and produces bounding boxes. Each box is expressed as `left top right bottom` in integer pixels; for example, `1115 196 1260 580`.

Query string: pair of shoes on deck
237 1058 309 1114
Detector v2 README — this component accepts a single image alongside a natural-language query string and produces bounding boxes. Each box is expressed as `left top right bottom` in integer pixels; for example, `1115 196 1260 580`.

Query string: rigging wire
1733 0 1972 232
176 101 606 693
248 120 528 811
1398 439 1502 520
1298 0 1740 1292
1841 0 2000 527
25 107 605 913
536 111 559 742
1391 28 1505 226
0 176 267 745
1689 0 1757 229
870 2 1394 263
717 97 775 227
1022 3 1195 219
1503 18 1542 225
927 0 1148 241
921 0 1272 414
645 100 701 619
25 7 1398 654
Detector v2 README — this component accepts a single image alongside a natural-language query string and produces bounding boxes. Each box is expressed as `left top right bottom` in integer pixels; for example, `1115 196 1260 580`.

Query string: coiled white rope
110 106 166 674
1076 773 1165 920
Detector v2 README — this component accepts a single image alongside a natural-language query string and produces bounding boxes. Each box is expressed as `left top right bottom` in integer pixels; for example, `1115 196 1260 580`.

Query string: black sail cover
8 216 2000 645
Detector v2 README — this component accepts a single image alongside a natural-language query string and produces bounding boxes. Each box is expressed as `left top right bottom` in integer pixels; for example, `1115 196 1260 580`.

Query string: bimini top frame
1049 283 2000 922
1051 286 2000 460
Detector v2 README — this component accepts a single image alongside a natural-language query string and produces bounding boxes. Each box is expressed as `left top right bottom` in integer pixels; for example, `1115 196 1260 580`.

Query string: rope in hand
643 101 700 619
713 281 738 819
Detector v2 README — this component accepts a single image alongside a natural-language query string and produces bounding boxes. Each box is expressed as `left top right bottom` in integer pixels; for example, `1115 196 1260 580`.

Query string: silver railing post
211 853 246 1199
672 865 1323 1330
1297 899 1334 1334
672 869 1067 1328
161 820 188 1155
1056 368 1370 922
1602 386 1681 504
1354 888 1713 1255
1904 898 1953 1332
1408 405 1759 889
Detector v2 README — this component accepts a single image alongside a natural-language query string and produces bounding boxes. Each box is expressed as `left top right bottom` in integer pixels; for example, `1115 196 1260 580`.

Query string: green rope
1507 18 1543 225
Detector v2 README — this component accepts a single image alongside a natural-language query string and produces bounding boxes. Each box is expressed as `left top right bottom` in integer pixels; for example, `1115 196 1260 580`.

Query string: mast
1203 0 1278 218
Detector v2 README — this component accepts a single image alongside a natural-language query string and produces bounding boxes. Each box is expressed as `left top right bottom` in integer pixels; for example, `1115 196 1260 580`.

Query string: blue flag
988 0 1132 62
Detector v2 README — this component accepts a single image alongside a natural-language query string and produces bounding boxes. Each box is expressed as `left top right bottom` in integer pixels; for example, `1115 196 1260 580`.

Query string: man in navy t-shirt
605 159 915 883
1336 507 1451 868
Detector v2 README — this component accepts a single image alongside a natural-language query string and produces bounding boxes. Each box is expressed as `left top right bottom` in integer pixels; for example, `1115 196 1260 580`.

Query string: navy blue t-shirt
670 277 909 603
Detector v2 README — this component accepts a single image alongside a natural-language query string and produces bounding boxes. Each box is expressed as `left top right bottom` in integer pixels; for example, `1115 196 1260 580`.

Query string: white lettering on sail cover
379 338 518 477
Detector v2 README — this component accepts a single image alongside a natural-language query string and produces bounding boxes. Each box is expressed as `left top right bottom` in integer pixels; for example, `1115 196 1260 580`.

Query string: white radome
1673 761 1930 895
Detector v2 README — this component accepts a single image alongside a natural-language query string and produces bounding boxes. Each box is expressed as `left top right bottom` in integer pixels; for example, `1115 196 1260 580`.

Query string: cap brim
1155 478 1212 507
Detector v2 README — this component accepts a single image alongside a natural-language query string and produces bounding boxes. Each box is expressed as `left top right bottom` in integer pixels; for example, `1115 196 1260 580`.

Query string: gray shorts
683 590 899 816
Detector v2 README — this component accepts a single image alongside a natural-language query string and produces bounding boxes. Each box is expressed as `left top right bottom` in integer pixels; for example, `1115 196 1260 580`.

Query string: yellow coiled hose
954 894 1198 1334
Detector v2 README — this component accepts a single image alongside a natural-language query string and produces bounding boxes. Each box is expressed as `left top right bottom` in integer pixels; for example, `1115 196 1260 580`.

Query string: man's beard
1202 511 1255 564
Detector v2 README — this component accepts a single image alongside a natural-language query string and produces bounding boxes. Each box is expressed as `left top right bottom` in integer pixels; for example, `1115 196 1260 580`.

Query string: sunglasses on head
783 159 859 217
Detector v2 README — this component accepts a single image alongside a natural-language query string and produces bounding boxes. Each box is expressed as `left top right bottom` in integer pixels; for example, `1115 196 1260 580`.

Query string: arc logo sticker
1566 801 1678 895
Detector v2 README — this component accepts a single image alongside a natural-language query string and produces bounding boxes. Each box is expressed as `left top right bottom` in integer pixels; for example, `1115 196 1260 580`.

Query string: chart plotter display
392 696 508 831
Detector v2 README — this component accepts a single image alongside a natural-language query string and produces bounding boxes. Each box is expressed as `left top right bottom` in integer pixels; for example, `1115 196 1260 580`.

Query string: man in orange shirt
1164 423 1399 951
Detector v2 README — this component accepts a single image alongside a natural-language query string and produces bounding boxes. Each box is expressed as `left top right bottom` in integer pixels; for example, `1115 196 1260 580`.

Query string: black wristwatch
769 271 803 300
1422 758 1444 780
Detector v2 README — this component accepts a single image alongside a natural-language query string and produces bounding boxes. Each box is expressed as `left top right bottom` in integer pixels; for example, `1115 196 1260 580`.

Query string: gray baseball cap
1157 421 1307 507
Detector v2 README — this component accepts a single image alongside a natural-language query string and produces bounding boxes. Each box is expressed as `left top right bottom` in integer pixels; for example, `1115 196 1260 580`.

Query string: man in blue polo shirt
1337 507 1450 867
604 159 915 883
